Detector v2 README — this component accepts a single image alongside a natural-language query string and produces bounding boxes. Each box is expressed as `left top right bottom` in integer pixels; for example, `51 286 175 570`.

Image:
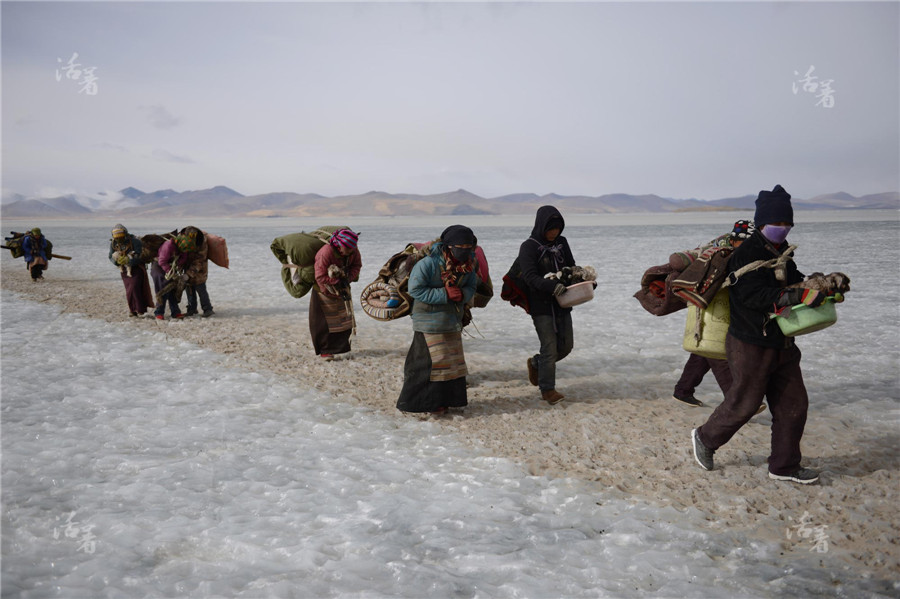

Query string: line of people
294 211 580 415
21 185 835 487
318 190 837 487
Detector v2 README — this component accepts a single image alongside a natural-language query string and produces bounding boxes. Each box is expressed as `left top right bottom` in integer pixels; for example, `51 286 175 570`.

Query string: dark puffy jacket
728 230 805 348
517 206 576 317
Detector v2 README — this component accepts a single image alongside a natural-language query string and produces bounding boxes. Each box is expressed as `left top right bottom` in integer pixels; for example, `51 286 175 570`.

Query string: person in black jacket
519 205 577 405
691 185 828 485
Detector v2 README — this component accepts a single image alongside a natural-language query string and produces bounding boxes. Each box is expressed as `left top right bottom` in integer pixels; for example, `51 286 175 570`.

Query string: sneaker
769 468 819 485
201 309 215 318
674 393 704 407
320 353 334 361
526 358 538 386
155 315 165 321
691 428 715 471
541 389 565 405
173 313 185 319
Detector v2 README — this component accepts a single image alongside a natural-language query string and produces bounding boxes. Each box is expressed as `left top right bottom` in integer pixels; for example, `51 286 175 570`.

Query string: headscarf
175 233 197 253
440 225 476 247
439 225 476 283
330 228 359 251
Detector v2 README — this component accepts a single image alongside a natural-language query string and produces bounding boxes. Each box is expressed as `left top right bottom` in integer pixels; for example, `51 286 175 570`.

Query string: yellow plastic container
773 298 837 337
683 288 729 360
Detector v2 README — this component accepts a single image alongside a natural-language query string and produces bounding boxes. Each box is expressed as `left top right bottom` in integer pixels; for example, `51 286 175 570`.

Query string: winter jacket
517 206 576 317
22 235 49 263
185 235 209 286
314 243 362 298
157 239 189 273
108 235 143 268
408 242 477 333
727 230 805 348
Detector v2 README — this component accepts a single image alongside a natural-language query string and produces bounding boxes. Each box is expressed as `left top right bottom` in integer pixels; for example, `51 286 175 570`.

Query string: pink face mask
761 224 792 245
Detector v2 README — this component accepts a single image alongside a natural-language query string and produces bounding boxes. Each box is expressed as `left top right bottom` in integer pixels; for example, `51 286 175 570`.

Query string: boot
541 389 565 405
526 358 538 386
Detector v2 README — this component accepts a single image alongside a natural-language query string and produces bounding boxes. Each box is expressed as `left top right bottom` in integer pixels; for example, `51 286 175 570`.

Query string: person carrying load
691 184 848 485
309 228 362 361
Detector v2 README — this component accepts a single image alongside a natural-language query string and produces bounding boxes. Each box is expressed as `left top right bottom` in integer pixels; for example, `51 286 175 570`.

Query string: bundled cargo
270 226 346 298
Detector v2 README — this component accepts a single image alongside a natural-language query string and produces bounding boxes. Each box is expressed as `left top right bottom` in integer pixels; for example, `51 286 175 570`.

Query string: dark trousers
531 310 574 391
28 263 45 279
697 334 809 475
150 262 182 317
674 353 733 397
187 282 213 313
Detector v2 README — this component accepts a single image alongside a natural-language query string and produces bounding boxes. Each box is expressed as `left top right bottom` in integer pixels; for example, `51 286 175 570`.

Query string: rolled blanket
633 263 686 316
360 281 402 321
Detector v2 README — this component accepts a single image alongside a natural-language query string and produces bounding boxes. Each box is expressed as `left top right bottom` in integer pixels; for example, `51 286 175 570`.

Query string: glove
798 288 826 307
116 254 130 266
446 284 463 303
778 288 824 308
829 291 845 303
553 283 567 297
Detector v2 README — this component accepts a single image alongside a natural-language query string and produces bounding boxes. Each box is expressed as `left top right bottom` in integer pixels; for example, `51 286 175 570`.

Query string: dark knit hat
754 185 793 227
440 224 475 246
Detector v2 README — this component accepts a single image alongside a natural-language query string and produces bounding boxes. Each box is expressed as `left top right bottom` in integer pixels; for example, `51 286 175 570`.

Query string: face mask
450 247 472 262
761 224 792 245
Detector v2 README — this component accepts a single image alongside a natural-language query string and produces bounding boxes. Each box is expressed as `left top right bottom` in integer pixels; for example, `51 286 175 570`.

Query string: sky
2 1 898 202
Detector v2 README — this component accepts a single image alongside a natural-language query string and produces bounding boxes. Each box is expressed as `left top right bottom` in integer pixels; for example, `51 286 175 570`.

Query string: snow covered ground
2 211 898 597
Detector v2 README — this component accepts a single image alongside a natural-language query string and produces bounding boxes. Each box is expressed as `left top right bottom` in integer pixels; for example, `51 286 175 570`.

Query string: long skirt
396 331 468 413
309 290 352 355
122 263 153 315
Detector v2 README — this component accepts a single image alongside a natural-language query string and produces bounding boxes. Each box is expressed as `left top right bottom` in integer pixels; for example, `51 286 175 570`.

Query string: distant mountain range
2 186 897 219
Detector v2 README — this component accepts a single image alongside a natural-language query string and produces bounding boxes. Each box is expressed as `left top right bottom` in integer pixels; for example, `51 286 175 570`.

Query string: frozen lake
2 210 898 597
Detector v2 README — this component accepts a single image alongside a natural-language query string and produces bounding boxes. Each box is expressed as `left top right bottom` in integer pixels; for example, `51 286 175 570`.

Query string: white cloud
151 149 194 164
96 142 129 153
140 105 182 130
